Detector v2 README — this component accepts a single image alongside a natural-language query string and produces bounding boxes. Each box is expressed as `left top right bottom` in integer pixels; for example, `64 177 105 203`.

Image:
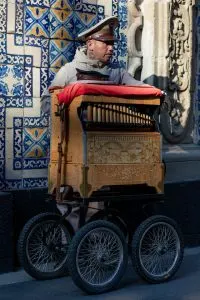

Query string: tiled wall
0 0 128 190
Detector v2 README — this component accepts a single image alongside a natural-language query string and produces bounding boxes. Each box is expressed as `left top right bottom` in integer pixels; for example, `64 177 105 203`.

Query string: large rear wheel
18 212 73 280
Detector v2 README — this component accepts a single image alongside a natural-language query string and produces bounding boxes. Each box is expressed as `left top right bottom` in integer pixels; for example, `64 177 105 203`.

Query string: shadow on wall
143 74 193 144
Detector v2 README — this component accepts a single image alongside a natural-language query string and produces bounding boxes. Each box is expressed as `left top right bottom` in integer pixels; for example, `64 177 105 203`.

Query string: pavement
0 246 199 287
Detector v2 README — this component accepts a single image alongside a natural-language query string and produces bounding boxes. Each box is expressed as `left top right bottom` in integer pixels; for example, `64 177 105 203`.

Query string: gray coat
41 46 145 114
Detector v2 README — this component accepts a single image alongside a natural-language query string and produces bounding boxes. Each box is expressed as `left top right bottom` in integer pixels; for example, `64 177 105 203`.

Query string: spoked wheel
131 215 184 283
18 212 74 280
68 220 128 294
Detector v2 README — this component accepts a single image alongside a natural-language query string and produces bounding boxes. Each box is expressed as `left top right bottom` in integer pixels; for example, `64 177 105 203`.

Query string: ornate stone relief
127 0 143 79
127 0 195 144
159 0 194 143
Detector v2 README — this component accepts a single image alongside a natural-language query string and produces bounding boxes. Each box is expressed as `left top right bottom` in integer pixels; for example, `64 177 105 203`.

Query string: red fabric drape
56 83 163 106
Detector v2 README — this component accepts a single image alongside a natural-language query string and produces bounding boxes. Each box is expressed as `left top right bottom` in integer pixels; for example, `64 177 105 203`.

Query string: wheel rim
139 222 180 278
76 227 124 287
26 220 71 273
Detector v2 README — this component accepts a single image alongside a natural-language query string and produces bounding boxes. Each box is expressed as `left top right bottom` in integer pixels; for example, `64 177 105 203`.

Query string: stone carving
87 134 161 164
127 0 143 79
160 0 193 143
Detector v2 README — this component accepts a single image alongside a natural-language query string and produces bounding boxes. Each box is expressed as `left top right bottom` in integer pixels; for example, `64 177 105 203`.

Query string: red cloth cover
57 83 163 106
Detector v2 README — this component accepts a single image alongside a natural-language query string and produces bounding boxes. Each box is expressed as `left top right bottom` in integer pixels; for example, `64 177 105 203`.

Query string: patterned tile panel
25 6 50 38
1 0 130 189
49 8 74 39
50 0 74 10
49 39 76 68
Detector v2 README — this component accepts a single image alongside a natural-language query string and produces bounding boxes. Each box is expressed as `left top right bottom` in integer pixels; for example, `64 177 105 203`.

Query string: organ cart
18 83 184 294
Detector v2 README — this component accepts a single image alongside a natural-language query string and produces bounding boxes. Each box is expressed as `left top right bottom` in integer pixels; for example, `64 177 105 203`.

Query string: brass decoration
87 133 161 164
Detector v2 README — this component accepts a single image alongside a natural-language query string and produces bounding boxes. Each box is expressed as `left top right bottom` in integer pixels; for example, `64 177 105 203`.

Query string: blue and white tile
73 11 98 36
7 34 24 56
25 6 50 39
7 2 16 34
24 98 41 117
49 39 75 68
22 177 48 188
5 158 23 181
24 44 41 67
23 127 50 159
25 0 50 7
15 2 24 35
40 68 49 97
49 8 74 40
50 0 73 10
97 0 112 17
0 0 7 33
0 129 5 160
0 98 5 129
5 107 24 129
0 64 24 98
32 67 41 97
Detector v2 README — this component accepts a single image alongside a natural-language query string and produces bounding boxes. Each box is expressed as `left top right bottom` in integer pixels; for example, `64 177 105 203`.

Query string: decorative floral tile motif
0 64 24 98
49 39 76 68
49 8 74 39
25 6 50 38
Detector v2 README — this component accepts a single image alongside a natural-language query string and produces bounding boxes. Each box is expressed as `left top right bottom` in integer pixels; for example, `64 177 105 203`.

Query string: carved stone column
127 0 195 144
160 0 194 144
127 0 143 80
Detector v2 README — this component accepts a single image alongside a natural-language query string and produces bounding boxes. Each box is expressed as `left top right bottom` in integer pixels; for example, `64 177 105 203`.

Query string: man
41 15 145 114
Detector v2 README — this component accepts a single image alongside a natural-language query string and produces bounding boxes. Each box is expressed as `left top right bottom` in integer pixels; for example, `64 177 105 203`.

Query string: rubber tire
68 220 128 294
17 212 74 280
131 215 184 283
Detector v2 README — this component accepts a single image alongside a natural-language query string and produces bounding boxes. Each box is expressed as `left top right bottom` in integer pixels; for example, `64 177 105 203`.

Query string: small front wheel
18 212 73 280
68 220 128 294
131 215 184 283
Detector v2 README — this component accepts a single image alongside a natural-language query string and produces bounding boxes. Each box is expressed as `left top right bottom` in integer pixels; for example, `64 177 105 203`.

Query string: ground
0 247 200 300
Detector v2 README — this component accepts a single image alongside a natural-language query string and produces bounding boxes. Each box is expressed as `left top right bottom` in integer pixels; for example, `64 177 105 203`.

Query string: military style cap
78 16 119 42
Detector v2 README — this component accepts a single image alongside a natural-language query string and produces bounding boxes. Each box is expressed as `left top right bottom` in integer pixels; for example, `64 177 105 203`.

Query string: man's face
87 39 114 63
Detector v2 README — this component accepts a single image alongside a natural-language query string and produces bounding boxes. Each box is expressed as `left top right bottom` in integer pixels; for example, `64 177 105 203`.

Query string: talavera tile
25 6 50 39
6 158 23 180
7 34 24 55
23 127 50 158
25 0 50 7
49 8 74 39
24 98 41 117
50 0 73 10
49 39 75 68
0 0 6 33
7 2 16 34
6 107 24 129
97 0 112 17
0 64 24 98
24 45 41 67
73 11 98 37
32 67 41 98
